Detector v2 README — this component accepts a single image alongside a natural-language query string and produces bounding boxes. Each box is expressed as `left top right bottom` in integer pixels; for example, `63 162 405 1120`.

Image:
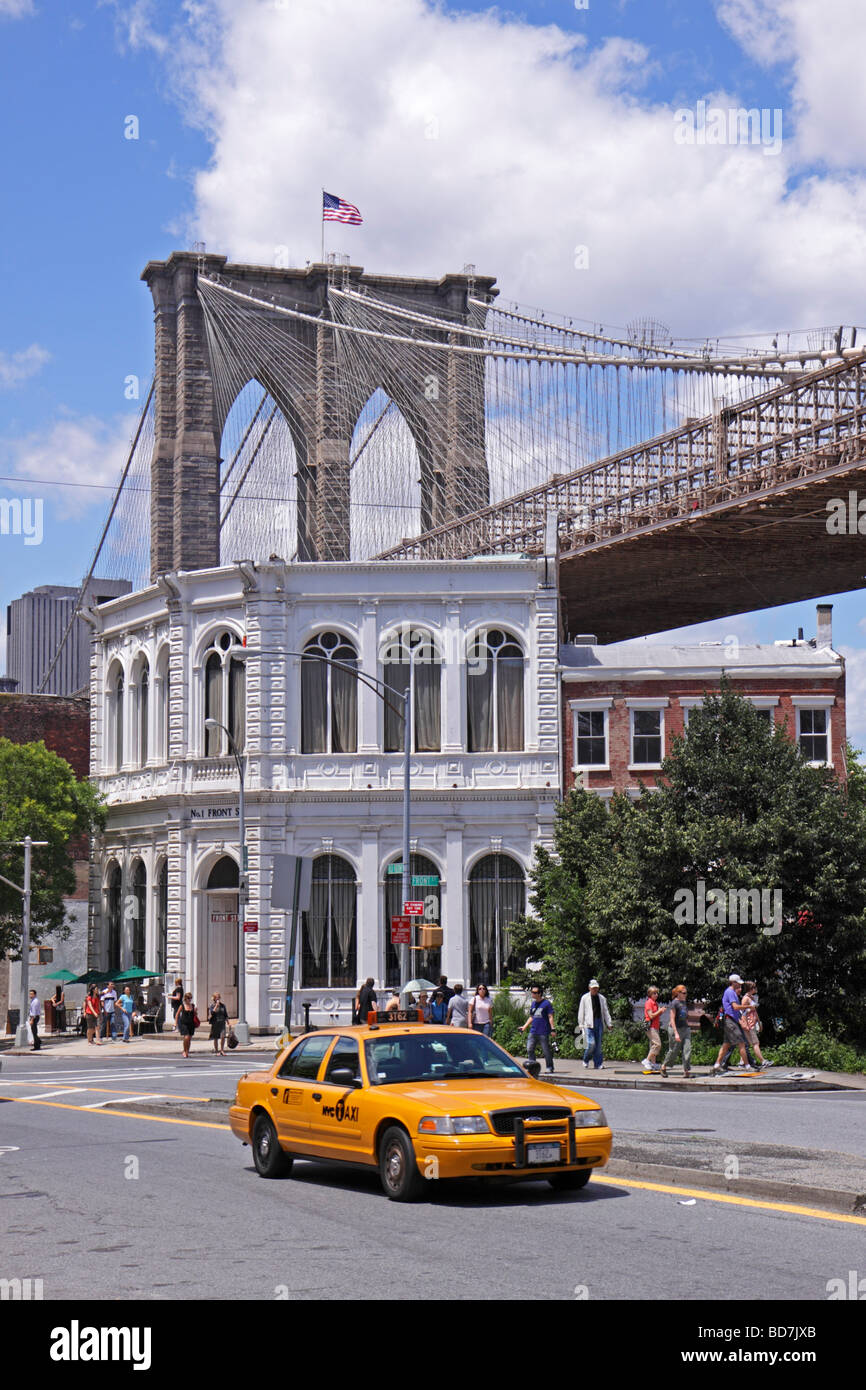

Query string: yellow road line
594 1173 866 1226
0 1095 229 1130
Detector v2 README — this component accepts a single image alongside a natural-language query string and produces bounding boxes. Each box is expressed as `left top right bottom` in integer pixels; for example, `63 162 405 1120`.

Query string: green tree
525 686 866 1044
0 739 105 959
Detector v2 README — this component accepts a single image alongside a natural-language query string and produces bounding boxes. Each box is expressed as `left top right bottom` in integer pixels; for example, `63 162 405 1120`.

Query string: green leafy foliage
770 1019 866 1073
0 739 106 960
523 685 866 1046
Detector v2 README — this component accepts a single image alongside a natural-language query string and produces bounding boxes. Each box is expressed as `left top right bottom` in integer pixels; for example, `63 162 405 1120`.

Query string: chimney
816 604 833 649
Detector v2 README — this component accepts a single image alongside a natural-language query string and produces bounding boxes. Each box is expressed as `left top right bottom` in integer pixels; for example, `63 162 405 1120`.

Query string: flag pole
321 189 325 263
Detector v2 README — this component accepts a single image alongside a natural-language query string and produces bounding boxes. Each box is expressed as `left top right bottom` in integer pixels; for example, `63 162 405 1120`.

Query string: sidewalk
0 1030 279 1060
545 1056 866 1093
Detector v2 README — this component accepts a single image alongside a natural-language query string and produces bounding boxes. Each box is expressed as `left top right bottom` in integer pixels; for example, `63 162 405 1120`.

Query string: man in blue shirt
519 985 556 1074
712 974 758 1075
100 982 118 1040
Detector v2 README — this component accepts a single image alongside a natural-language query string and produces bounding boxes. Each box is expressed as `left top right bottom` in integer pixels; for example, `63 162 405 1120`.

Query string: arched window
385 852 440 988
106 863 122 972
301 854 357 987
301 632 357 753
469 854 525 985
137 661 149 765
466 629 524 752
381 627 441 752
207 856 240 890
203 631 245 756
110 669 125 770
156 860 168 976
131 860 146 968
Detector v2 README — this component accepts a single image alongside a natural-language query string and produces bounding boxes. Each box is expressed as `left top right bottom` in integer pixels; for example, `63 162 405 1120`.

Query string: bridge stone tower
142 252 497 579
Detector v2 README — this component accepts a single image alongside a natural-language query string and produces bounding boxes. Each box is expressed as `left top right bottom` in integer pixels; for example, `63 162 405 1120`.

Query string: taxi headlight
574 1108 607 1128
418 1116 489 1135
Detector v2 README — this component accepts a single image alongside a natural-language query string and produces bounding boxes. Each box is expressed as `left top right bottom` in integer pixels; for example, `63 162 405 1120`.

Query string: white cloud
0 343 50 388
716 0 866 170
4 413 140 519
839 645 866 745
112 0 866 340
0 0 36 18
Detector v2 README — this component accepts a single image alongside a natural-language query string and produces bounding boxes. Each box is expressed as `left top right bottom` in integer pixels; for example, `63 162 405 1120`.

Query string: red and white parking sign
391 915 412 944
403 901 424 916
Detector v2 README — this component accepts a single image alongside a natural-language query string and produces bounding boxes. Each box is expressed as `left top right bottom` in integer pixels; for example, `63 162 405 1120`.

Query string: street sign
242 845 249 872
411 875 439 887
243 920 259 934
403 901 424 916
390 915 411 945
387 863 403 875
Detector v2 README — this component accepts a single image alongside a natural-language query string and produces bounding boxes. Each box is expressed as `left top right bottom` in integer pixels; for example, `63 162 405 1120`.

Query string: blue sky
2 0 866 730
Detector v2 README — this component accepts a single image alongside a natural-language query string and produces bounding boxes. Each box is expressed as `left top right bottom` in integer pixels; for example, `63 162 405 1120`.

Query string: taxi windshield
365 1032 526 1085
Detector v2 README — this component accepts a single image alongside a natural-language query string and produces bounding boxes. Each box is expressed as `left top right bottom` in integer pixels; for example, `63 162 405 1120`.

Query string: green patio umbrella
113 967 162 982
70 969 113 985
40 969 80 983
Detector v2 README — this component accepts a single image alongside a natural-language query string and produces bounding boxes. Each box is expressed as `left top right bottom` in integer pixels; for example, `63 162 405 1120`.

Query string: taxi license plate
526 1143 560 1165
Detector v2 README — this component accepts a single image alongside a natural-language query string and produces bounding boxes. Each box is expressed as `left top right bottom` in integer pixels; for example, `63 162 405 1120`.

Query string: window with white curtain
203 631 245 755
113 671 124 770
106 862 122 972
155 647 170 761
381 627 441 752
301 854 357 987
469 854 525 985
466 629 524 752
301 632 358 754
137 661 149 765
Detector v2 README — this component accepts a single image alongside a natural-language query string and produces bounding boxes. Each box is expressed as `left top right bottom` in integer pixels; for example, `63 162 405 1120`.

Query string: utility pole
0 837 50 1048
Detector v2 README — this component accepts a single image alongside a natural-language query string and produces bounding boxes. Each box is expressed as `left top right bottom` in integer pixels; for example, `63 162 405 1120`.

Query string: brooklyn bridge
57 250 866 664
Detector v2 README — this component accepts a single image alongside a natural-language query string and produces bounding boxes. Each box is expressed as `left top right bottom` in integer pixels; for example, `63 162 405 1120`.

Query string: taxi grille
489 1106 571 1135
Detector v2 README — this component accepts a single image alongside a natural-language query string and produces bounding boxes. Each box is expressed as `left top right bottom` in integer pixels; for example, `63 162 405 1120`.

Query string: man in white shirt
577 979 613 1070
28 990 41 1050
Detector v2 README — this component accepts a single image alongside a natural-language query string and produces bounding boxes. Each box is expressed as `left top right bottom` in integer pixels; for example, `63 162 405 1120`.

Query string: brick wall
563 675 846 796
0 693 90 778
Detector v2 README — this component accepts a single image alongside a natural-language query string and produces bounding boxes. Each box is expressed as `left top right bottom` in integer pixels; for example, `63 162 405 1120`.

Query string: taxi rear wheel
548 1169 592 1191
379 1126 425 1202
252 1114 293 1179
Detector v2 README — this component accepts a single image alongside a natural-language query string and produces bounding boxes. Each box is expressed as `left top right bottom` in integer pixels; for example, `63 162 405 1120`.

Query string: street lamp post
224 646 415 1008
0 837 50 1048
204 717 249 1044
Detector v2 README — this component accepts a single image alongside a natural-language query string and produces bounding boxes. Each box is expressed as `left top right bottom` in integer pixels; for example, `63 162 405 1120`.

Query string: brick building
0 692 91 1031
561 604 845 801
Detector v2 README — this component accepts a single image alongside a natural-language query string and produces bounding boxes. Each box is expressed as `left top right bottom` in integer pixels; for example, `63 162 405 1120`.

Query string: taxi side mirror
330 1067 361 1088
526 1061 542 1079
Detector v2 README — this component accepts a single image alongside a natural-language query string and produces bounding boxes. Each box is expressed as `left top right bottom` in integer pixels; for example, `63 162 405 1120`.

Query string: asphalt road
2 1060 866 1304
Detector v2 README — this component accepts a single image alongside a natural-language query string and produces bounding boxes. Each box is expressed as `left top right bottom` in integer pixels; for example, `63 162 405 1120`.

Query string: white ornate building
88 555 560 1030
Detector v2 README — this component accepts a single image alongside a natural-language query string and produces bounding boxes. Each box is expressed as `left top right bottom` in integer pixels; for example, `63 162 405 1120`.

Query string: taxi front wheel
379 1126 425 1202
252 1115 293 1179
548 1169 591 1191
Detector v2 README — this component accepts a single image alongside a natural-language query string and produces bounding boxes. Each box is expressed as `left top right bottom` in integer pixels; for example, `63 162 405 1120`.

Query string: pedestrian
740 982 770 1069
446 982 470 1027
208 992 229 1055
435 974 453 1007
356 977 377 1023
175 992 198 1058
417 990 432 1022
660 984 692 1078
641 985 664 1072
100 981 118 1040
713 974 757 1075
52 983 67 1033
385 989 401 1013
84 986 101 1045
119 986 135 1043
519 983 556 1073
430 989 448 1024
469 983 494 1036
28 989 41 1050
577 979 613 1070
114 992 125 1039
170 976 184 1022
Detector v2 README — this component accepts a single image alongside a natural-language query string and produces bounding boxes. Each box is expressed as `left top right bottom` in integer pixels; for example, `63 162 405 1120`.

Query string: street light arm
0 871 23 894
228 646 407 723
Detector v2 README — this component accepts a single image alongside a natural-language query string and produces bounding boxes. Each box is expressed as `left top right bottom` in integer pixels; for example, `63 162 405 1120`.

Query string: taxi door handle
312 1093 322 1102
270 1088 278 1096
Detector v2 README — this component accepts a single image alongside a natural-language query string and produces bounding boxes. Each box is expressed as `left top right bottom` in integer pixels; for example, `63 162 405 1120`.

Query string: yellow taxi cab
229 1013 612 1201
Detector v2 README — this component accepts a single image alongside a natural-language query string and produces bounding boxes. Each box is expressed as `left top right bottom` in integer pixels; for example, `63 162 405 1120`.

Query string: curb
552 1073 851 1093
603 1157 866 1214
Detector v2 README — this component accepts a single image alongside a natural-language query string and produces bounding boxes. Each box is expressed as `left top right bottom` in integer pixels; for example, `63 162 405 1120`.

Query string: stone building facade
89 555 560 1030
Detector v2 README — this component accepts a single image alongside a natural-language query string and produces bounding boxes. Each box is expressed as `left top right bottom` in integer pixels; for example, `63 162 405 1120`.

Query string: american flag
323 191 363 225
